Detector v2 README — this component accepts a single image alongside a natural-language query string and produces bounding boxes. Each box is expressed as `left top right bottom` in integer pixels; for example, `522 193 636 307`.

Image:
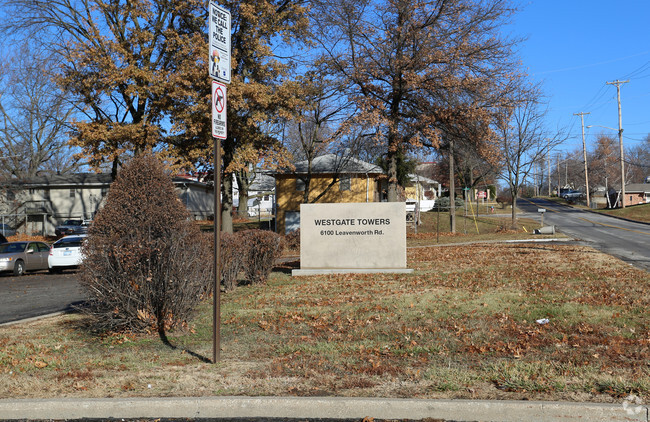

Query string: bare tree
312 0 522 202
0 42 78 180
281 71 371 204
588 134 620 189
626 135 650 183
496 87 565 227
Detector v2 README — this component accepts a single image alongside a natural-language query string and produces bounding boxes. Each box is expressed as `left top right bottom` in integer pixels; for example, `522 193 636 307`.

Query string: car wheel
49 267 62 274
13 260 25 276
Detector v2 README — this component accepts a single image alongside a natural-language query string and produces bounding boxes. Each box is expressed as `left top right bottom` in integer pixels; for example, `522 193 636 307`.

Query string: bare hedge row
220 229 285 291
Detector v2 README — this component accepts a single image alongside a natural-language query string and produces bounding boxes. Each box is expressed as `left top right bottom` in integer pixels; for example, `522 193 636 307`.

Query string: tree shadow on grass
157 328 212 363
65 305 212 364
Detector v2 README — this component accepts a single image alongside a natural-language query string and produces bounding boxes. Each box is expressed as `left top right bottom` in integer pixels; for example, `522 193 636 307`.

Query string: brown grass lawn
595 202 650 224
1 238 648 403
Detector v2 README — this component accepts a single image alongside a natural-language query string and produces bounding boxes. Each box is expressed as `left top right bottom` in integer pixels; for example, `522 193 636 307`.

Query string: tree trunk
235 169 250 218
511 193 518 229
111 157 120 180
449 140 456 233
387 142 399 202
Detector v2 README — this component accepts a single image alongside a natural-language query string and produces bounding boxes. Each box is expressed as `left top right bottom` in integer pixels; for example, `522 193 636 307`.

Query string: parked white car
48 235 87 273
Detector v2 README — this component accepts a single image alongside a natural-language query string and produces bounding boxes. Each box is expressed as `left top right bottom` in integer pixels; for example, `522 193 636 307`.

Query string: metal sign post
209 1 231 364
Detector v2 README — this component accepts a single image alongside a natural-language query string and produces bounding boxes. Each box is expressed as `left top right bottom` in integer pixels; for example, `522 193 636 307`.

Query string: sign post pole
209 1 231 364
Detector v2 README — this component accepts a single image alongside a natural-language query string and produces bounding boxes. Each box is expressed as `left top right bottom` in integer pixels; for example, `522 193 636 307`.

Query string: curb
0 311 67 328
0 396 647 421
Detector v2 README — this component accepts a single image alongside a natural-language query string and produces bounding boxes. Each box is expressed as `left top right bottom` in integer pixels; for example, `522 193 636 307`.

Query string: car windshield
63 220 82 226
0 243 27 253
54 237 84 248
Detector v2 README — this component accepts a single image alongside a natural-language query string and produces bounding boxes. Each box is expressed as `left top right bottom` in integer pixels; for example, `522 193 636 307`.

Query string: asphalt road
518 198 650 271
0 270 86 325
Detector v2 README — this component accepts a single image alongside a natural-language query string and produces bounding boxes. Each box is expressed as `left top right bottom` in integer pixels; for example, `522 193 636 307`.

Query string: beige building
1 173 214 236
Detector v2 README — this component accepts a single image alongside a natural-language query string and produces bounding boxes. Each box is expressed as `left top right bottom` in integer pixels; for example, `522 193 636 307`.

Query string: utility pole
556 154 560 194
606 80 629 208
546 151 551 198
574 112 591 208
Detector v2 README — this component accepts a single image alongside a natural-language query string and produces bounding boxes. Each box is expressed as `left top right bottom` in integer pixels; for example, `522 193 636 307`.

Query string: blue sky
510 1 650 156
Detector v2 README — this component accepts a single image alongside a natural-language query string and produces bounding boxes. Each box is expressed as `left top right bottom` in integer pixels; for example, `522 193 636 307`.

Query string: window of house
101 187 108 197
339 175 351 191
296 179 305 192
69 189 75 198
43 189 50 200
263 195 269 201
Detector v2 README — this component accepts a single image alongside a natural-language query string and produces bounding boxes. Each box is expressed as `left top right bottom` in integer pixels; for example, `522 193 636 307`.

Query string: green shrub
79 154 212 337
241 229 284 285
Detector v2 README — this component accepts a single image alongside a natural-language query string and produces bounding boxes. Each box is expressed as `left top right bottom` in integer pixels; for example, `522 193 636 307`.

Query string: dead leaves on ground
224 243 650 397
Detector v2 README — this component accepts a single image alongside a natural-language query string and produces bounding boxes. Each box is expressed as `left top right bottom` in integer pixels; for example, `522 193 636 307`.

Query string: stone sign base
293 268 414 276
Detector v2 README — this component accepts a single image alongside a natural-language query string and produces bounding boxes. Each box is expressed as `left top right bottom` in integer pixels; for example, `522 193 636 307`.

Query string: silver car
0 241 51 276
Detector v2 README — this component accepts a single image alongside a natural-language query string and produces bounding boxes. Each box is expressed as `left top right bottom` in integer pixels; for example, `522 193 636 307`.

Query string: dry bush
220 232 246 291
79 155 212 337
241 229 284 285
284 229 300 252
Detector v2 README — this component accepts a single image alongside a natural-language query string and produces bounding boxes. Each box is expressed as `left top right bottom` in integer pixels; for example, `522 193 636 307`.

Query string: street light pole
606 80 629 208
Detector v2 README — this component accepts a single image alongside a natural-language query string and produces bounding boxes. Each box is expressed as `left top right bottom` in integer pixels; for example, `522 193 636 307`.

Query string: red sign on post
212 80 227 139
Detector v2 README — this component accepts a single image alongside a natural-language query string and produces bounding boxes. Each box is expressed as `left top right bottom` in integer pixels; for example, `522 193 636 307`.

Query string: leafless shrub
220 232 246 291
79 155 212 338
241 229 284 285
284 229 300 252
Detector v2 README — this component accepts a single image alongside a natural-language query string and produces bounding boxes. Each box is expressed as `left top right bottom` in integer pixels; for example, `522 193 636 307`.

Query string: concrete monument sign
293 202 412 275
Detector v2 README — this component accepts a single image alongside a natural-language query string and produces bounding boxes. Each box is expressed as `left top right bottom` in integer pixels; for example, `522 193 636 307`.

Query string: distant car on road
0 224 16 237
562 190 583 200
0 241 51 276
55 219 88 237
48 235 87 273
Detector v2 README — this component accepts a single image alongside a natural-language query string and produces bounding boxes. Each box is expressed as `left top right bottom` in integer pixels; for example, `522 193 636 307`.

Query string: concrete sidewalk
0 396 648 421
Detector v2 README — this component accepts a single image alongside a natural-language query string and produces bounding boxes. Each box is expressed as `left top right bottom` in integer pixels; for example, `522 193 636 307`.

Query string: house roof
408 173 438 185
21 173 113 188
250 172 275 191
625 183 650 193
19 173 210 189
282 154 383 175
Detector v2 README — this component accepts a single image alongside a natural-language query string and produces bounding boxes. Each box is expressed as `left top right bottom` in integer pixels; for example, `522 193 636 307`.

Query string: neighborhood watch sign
297 202 409 272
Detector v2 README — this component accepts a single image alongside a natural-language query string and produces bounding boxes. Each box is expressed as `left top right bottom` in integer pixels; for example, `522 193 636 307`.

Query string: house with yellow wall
274 154 384 233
